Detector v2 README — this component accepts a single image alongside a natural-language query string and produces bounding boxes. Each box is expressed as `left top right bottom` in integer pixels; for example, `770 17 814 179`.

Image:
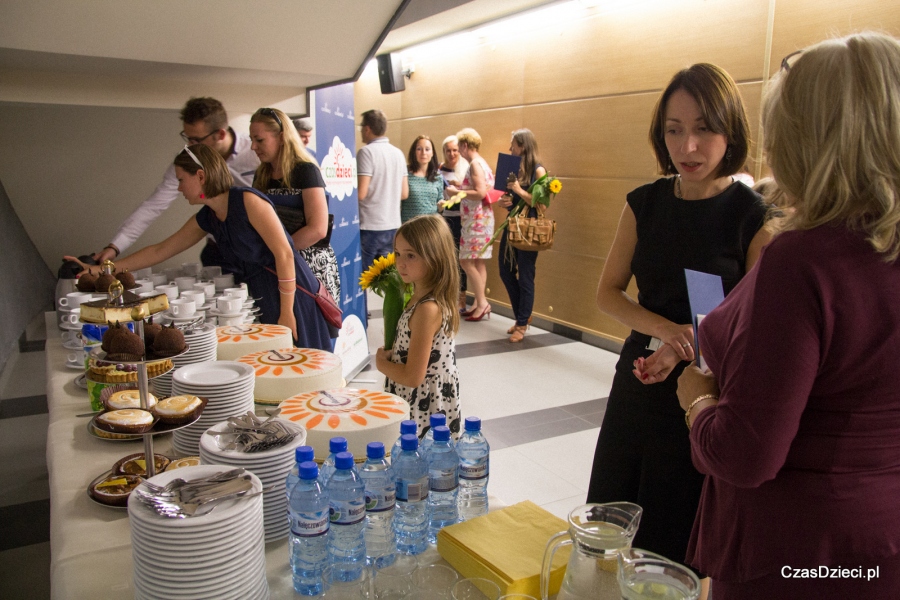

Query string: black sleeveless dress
586 177 766 570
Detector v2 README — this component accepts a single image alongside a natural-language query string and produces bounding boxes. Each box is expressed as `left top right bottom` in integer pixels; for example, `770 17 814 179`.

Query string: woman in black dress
587 64 771 595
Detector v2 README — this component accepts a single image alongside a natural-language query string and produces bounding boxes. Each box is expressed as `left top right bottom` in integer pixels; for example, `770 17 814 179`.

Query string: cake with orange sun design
279 388 410 460
237 348 343 405
215 324 293 361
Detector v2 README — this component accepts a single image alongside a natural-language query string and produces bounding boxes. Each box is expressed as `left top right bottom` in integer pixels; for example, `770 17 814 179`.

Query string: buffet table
43 312 458 599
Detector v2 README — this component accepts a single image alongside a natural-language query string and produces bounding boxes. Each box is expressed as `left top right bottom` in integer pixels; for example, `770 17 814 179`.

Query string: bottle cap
367 442 385 459
434 425 451 441
335 451 354 469
296 446 315 463
400 433 419 451
329 437 348 453
464 416 481 432
399 420 417 435
299 461 319 480
429 413 447 428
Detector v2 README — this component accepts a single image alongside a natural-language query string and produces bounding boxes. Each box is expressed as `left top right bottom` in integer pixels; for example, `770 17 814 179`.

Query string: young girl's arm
375 301 443 388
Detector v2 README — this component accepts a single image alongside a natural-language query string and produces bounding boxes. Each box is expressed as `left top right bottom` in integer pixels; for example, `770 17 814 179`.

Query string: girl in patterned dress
375 214 462 436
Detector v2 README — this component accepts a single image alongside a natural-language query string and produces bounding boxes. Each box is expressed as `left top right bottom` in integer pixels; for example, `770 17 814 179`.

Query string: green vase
382 282 405 350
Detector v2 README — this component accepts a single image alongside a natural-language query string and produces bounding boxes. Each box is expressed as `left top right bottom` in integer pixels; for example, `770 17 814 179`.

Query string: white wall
0 102 210 273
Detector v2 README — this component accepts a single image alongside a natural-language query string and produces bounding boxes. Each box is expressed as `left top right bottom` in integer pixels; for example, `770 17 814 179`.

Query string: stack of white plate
152 324 218 398
128 465 268 600
199 420 307 542
171 362 255 456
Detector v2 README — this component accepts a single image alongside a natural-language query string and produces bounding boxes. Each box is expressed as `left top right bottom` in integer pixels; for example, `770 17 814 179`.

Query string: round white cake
236 347 343 405
215 324 293 361
279 388 409 461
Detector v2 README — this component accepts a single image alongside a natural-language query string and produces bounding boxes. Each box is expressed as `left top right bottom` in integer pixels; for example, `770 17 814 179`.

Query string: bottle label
459 461 488 481
365 488 396 512
329 498 366 525
396 477 429 502
291 509 329 537
429 468 459 493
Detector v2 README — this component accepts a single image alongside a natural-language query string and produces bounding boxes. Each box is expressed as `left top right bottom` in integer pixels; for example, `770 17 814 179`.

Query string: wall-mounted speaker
376 53 405 94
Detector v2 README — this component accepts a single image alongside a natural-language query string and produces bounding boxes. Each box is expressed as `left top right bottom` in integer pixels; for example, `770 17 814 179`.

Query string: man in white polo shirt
92 97 259 267
356 109 408 270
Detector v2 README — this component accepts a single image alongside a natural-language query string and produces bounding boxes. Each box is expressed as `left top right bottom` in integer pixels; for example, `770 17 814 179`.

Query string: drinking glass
322 565 370 599
451 578 501 600
411 564 458 599
499 595 537 600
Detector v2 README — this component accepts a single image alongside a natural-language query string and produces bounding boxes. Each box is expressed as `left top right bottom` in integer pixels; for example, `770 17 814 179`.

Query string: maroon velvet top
686 225 900 582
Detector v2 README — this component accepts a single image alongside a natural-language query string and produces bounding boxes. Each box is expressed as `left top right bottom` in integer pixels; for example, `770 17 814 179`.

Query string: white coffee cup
201 266 223 280
213 273 235 291
133 279 155 294
181 262 202 277
133 267 153 280
155 284 179 300
224 287 249 302
193 281 215 297
150 273 168 287
169 298 197 317
180 290 205 306
173 276 197 292
58 291 92 309
61 330 81 343
216 296 243 313
60 312 81 325
67 350 84 364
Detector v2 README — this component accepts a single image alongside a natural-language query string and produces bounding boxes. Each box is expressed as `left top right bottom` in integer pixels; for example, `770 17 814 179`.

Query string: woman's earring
725 147 733 162
199 193 205 199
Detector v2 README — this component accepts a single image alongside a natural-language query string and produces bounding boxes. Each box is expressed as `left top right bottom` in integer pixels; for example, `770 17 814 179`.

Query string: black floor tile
0 395 48 419
559 397 608 417
0 499 50 551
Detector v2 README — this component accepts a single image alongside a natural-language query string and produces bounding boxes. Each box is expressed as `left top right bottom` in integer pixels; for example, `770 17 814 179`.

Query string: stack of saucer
128 465 268 600
152 324 218 398
200 420 307 542
171 362 255 456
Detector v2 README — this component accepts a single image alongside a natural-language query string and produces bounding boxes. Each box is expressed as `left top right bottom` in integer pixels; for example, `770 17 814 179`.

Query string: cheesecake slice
79 291 169 324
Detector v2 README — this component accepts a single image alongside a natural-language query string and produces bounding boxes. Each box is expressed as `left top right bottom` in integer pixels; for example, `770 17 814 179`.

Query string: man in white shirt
356 109 408 270
92 97 259 266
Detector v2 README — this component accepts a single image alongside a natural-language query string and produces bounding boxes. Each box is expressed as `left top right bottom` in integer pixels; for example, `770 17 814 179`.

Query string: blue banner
311 83 369 376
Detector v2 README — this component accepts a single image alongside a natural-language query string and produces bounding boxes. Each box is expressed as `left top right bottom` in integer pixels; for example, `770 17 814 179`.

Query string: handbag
507 204 556 252
265 267 343 329
273 204 334 249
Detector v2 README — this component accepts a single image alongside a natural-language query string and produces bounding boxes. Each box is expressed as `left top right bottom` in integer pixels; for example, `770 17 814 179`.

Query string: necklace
674 176 683 199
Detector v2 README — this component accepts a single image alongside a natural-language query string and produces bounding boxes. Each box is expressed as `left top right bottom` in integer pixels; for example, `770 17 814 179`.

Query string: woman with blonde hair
678 32 900 597
250 107 340 309
446 128 495 322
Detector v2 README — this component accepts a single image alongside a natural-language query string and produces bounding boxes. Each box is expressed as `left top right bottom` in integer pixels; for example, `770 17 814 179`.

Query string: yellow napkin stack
436 500 571 597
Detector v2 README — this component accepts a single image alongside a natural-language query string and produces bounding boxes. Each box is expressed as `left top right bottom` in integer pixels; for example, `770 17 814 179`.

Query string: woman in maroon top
677 33 900 599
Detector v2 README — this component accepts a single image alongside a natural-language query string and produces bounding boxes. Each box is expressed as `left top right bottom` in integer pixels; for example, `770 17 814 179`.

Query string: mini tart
165 456 201 471
113 453 170 476
152 395 203 425
88 359 172 383
89 473 143 507
104 389 157 411
96 409 155 434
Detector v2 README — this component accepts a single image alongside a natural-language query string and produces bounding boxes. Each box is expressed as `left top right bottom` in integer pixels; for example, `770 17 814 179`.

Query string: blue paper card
494 153 522 191
684 269 724 369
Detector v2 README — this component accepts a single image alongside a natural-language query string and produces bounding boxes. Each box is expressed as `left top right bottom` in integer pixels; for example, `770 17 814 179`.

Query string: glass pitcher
540 502 642 600
617 548 700 600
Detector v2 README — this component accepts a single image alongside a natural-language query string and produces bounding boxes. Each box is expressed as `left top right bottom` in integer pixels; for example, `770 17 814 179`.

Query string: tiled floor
0 296 620 599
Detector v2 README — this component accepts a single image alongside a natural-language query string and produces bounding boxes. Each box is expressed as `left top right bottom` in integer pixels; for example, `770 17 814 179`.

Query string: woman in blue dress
67 143 331 350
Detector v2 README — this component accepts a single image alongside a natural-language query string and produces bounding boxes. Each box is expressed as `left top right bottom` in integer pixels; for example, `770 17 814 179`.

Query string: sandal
507 316 534 334
509 325 527 343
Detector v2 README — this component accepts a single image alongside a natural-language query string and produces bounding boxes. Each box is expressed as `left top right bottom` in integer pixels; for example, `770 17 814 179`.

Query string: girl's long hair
395 214 460 335
511 128 542 186
250 107 318 191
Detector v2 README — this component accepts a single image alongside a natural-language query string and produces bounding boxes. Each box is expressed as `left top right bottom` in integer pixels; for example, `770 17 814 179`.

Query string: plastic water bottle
390 420 417 464
286 445 316 502
457 417 490 521
289 462 330 596
326 451 367 582
420 413 448 455
392 434 429 555
426 426 459 543
321 437 348 485
359 442 397 568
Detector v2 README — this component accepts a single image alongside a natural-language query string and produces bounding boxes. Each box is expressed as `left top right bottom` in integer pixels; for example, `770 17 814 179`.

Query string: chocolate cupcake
76 272 98 292
152 324 186 357
113 452 170 477
107 327 145 360
115 270 136 290
101 321 130 353
89 473 143 507
95 272 117 293
144 317 163 348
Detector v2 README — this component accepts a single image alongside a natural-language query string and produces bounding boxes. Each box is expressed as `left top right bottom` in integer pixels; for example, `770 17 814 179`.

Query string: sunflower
549 178 562 194
359 253 397 291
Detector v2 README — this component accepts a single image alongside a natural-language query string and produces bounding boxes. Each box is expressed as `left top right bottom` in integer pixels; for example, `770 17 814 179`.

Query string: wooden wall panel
770 0 900 75
522 0 769 105
399 40 525 118
523 93 659 180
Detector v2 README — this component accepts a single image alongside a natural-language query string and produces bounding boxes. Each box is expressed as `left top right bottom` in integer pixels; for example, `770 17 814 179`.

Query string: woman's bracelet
685 394 719 430
104 244 120 257
278 278 295 282
278 288 295 295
